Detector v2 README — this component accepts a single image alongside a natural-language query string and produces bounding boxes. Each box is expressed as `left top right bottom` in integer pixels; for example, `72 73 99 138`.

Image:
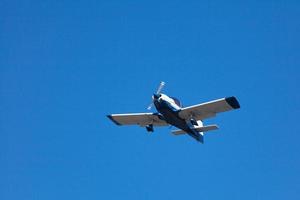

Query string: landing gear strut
190 119 198 126
146 124 154 132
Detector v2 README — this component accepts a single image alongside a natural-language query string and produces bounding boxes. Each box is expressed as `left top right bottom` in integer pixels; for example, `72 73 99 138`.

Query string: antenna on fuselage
147 81 165 110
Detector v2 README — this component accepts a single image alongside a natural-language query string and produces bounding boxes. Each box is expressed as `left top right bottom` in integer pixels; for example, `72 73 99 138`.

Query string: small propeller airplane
107 81 240 143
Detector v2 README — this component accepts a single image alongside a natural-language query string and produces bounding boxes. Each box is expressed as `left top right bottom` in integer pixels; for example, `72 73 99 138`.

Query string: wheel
146 124 154 132
190 119 198 126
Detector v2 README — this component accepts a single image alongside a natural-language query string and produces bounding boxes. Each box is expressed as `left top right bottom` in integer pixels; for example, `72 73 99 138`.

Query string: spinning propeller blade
147 81 165 110
156 81 165 94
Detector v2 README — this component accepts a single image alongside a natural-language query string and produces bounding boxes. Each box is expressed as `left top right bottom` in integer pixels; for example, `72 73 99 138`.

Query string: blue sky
1 0 300 199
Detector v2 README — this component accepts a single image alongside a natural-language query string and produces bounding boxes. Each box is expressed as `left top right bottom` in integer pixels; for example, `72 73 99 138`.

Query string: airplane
107 81 240 143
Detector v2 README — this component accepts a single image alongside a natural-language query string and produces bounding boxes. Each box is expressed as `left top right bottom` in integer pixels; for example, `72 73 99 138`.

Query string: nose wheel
146 124 154 132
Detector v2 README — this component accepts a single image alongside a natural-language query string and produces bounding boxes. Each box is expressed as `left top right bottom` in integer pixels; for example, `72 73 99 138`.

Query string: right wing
107 113 168 127
178 96 240 121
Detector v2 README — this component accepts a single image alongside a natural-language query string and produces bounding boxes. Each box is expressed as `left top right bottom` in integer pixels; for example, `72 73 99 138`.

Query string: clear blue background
1 1 300 199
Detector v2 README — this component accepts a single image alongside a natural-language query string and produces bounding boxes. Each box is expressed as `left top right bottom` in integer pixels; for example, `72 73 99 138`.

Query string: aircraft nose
153 93 161 100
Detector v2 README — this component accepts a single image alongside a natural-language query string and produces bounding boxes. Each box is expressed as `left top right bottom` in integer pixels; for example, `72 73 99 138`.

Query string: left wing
107 113 168 127
178 96 240 120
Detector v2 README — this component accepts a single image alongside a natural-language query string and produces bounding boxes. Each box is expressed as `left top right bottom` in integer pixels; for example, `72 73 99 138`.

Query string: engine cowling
170 97 182 108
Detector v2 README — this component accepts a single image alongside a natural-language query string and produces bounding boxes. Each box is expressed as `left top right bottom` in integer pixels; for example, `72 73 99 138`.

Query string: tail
171 125 219 135
171 125 219 143
193 131 204 143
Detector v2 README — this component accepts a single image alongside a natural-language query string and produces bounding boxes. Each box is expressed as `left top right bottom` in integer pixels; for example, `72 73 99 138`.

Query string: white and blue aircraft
107 82 240 143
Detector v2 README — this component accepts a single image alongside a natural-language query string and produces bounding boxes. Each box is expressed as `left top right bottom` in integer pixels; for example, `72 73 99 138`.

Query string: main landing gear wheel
190 119 198 126
146 124 154 132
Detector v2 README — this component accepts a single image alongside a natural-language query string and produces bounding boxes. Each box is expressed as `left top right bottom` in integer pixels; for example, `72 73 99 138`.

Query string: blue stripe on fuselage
154 100 203 142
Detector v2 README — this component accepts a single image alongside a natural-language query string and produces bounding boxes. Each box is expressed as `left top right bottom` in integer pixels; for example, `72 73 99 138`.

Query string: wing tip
225 96 240 109
107 115 122 125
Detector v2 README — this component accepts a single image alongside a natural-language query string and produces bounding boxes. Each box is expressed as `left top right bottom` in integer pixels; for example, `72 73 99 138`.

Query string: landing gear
146 124 154 132
190 119 198 126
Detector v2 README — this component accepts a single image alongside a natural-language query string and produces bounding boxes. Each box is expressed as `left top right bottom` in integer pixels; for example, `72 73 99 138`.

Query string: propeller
147 81 165 110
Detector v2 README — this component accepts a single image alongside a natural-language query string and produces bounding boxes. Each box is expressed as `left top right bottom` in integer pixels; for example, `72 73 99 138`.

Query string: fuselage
153 94 202 141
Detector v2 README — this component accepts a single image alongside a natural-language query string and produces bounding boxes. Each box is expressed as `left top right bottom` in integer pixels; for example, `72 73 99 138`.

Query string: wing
107 113 168 126
178 96 240 120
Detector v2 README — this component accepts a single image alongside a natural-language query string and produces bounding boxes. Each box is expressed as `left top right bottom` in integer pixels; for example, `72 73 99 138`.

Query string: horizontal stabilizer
171 129 186 135
171 125 219 136
196 125 219 132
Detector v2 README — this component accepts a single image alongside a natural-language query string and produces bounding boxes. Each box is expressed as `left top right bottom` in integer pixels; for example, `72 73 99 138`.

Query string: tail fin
196 133 204 143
